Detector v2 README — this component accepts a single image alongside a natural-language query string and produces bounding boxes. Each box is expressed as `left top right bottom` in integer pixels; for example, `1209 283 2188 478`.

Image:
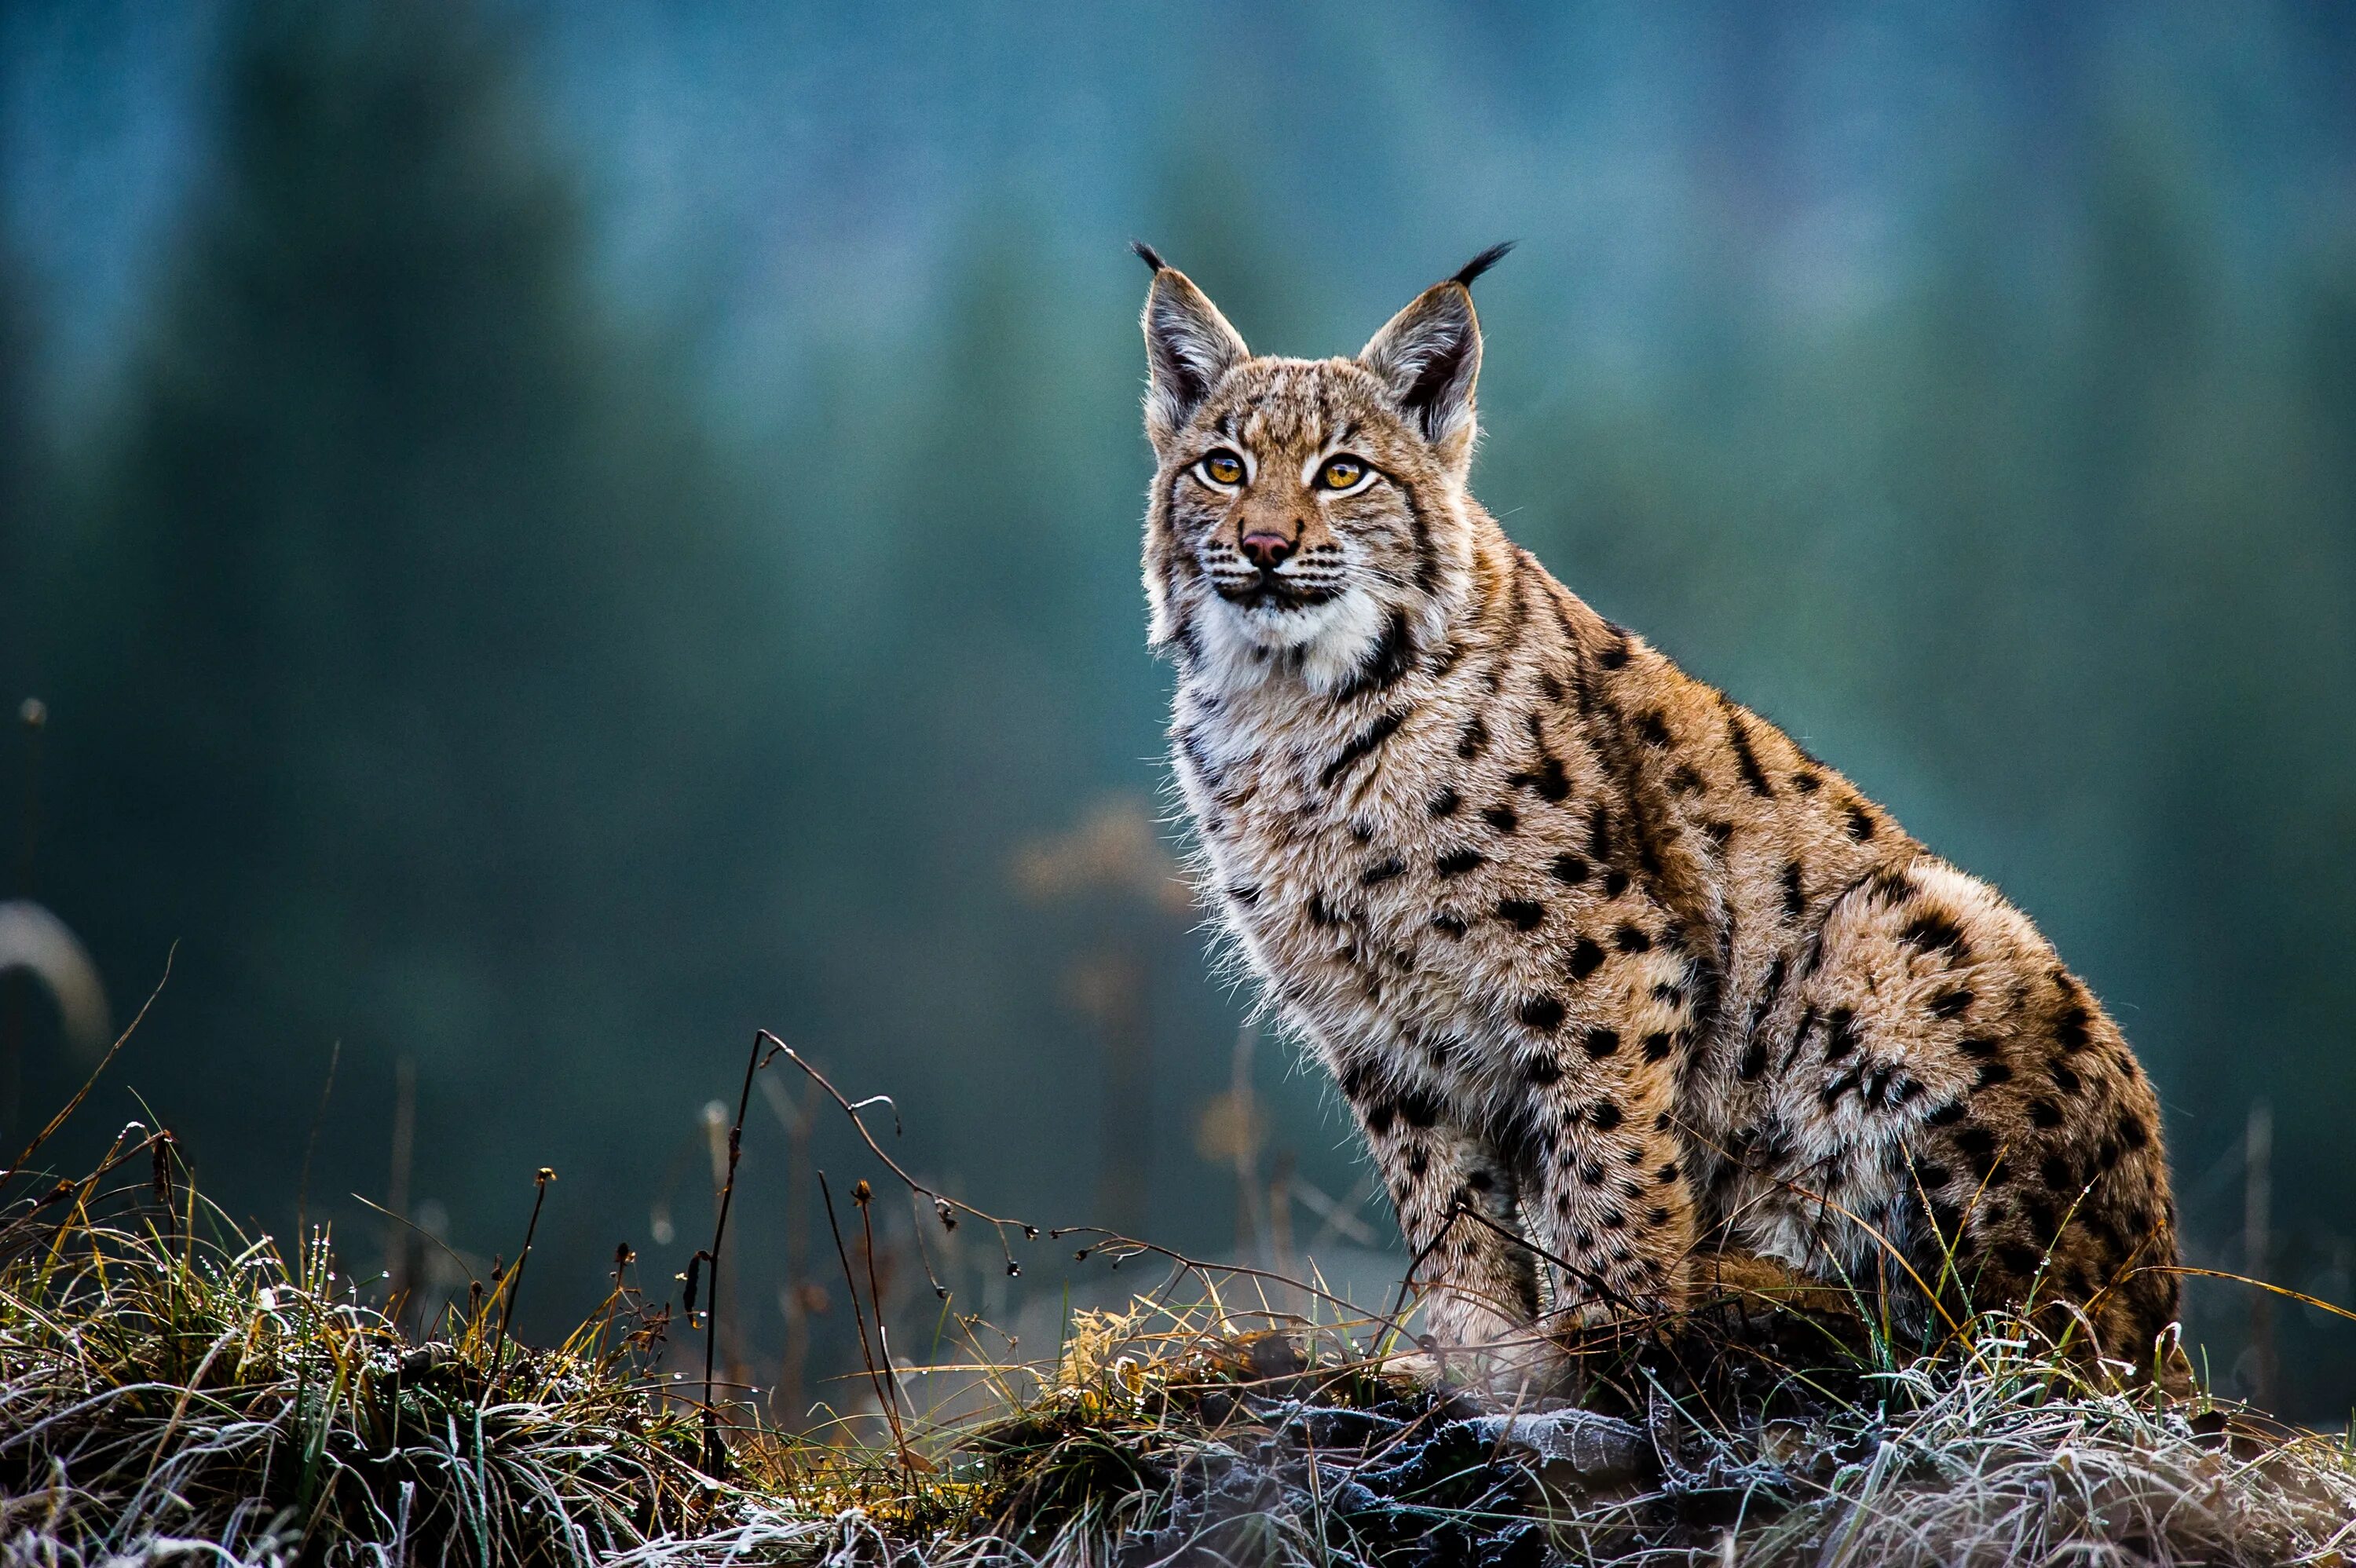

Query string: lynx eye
1319 456 1367 491
1199 450 1246 486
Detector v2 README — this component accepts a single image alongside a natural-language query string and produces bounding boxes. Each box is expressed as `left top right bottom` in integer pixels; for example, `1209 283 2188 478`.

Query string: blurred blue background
4 1 2353 1416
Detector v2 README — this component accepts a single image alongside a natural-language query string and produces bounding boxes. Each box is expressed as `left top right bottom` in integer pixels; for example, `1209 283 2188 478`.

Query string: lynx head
1135 243 1509 693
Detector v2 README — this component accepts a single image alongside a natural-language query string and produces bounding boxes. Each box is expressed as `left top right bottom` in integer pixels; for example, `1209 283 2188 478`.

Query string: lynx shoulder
1132 243 2179 1374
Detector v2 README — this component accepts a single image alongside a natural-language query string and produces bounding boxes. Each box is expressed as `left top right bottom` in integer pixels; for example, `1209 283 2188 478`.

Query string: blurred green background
4 1 2354 1417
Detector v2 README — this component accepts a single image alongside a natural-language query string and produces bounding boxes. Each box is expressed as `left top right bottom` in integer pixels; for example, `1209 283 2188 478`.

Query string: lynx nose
1239 532 1295 571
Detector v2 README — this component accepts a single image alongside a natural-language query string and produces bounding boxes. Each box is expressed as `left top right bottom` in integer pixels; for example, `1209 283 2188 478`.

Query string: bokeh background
5 1 2354 1418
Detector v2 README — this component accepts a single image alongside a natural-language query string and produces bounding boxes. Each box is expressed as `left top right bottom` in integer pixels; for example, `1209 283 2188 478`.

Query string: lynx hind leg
1751 857 2179 1358
1346 1088 1544 1382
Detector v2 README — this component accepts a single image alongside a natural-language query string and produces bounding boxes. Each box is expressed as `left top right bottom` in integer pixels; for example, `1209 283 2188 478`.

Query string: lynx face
1136 245 1509 694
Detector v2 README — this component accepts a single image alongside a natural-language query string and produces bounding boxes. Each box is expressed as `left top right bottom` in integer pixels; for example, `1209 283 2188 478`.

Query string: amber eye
1200 451 1246 486
1319 457 1366 491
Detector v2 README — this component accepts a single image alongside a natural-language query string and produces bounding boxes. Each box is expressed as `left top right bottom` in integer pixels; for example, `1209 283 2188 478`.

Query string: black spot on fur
1483 803 1519 833
1527 754 1571 801
1333 610 1417 702
2054 1003 2092 1052
1363 1102 1396 1135
1176 722 1223 791
1657 1162 1680 1184
1228 883 1260 906
1666 764 1707 796
1436 849 1484 879
1602 870 1630 898
1307 894 1341 927
1929 988 1974 1020
1584 1027 1620 1058
1568 937 1606 981
1702 819 1734 848
1782 861 1805 918
1406 1147 1429 1177
1996 1242 2043 1279
1597 628 1631 669
1824 1007 1859 1060
1793 771 1821 793
1360 857 1406 887
1612 923 1652 953
1401 1091 1441 1128
1318 708 1407 789
1457 716 1489 758
1432 912 1469 938
1589 1102 1624 1132
1549 853 1590 885
1927 1196 1966 1240
2116 1113 2151 1150
1779 1005 1820 1074
1586 805 1612 859
1738 1040 1768 1080
1899 910 1970 962
2018 1193 2061 1245
2040 1153 2080 1193
1497 897 1546 931
1915 1161 1952 1190
1428 787 1462 818
1844 802 1875 840
1955 1126 1999 1160
1525 1054 1562 1086
2050 1060 2082 1095
2028 1098 2065 1129
1518 996 1567 1033
1927 1101 1967 1128
1536 670 1563 700
1974 1062 2014 1090
1724 704 1774 795
1957 1035 2001 1059
1641 1031 1675 1062
1636 711 1672 747
1466 1168 1493 1192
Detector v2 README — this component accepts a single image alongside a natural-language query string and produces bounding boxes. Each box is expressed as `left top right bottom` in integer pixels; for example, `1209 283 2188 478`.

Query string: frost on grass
2 1139 2353 1566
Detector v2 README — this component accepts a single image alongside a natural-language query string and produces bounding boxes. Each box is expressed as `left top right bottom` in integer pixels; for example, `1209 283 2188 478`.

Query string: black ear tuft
1131 239 1168 274
1451 241 1516 290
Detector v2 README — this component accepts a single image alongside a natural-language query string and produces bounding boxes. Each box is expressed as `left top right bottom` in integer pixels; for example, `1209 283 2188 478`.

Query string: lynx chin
1132 241 2179 1383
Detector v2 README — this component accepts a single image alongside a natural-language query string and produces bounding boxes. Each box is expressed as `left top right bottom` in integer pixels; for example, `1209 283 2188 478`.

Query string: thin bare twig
485 1167 554 1401
698 1031 771 1475
820 1169 905 1458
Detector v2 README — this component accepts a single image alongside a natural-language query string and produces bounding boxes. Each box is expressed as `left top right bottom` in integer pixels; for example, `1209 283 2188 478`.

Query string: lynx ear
1359 244 1508 474
1137 246 1249 449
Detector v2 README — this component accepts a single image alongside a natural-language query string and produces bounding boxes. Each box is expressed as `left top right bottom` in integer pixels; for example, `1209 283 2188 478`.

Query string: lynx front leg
1340 1083 1542 1382
1516 1055 1699 1325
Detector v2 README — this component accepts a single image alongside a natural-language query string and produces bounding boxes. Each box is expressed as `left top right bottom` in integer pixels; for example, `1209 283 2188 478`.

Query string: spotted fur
1134 248 2180 1376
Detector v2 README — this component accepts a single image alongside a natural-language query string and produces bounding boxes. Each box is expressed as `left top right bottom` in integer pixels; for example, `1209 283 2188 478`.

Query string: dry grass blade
4 1052 2352 1566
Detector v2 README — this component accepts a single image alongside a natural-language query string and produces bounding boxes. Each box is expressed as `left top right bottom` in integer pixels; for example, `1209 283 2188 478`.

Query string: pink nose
1240 532 1295 570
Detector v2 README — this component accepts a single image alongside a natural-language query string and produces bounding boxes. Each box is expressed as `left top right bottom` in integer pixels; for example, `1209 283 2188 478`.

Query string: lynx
1132 242 2179 1379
